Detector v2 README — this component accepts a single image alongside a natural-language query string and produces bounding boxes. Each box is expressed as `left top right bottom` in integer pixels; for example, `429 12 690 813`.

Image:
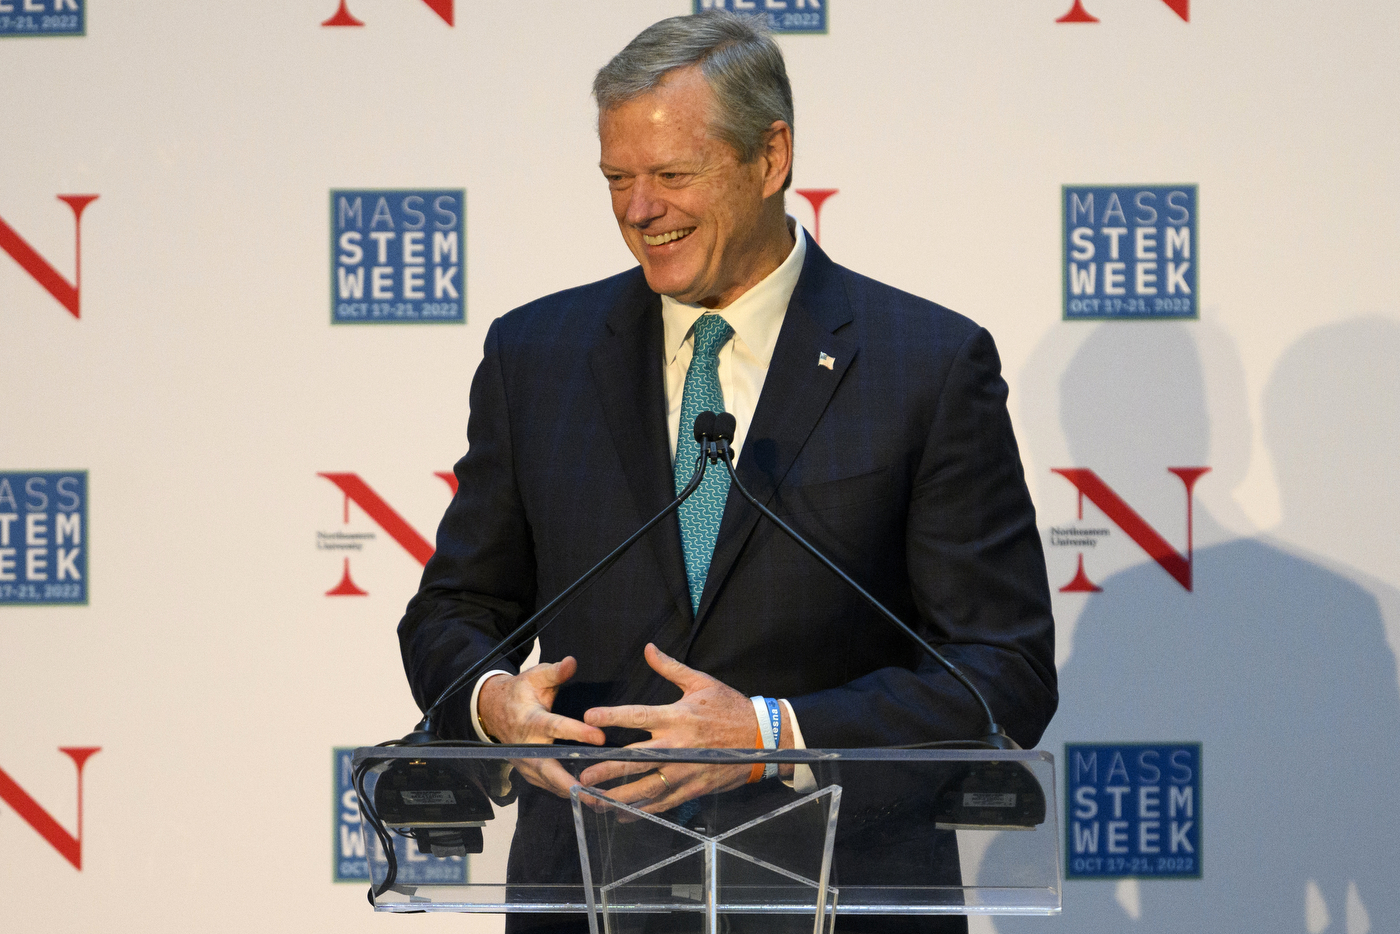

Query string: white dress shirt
473 221 814 787
662 220 807 467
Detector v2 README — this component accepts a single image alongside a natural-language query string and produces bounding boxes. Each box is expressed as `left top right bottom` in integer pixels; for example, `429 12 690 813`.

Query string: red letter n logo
0 195 99 320
318 472 457 595
1057 0 1189 23
1052 467 1209 591
322 0 453 27
0 747 101 869
793 189 838 246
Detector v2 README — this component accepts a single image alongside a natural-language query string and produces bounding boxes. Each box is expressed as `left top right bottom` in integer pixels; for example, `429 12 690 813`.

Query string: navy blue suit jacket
399 237 1056 750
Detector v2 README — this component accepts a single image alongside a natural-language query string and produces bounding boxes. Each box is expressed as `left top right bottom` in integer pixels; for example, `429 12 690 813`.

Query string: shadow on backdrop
1266 316 1400 595
988 320 1399 933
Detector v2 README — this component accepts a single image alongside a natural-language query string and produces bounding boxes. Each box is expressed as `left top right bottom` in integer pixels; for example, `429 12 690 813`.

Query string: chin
642 269 700 301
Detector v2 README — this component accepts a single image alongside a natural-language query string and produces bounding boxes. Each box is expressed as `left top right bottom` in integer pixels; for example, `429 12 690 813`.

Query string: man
398 11 1056 932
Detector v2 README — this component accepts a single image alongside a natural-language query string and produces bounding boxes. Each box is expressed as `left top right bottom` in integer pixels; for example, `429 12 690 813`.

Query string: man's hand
477 656 606 798
576 643 783 814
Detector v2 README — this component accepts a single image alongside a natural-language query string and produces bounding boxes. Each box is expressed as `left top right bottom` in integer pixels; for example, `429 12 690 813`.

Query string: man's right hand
476 656 606 798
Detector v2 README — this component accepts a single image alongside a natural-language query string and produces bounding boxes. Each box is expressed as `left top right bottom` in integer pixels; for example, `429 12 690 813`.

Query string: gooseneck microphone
358 415 723 900
360 412 1034 900
702 411 1017 750
408 413 723 744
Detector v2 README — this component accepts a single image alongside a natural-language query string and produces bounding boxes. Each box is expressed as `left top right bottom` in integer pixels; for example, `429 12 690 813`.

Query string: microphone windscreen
715 412 737 443
693 411 717 442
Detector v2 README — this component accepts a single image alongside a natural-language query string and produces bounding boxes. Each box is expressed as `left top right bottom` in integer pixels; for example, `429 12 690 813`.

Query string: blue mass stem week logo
330 189 465 325
694 0 826 35
0 0 84 37
1063 185 1198 321
0 472 87 606
1065 742 1201 880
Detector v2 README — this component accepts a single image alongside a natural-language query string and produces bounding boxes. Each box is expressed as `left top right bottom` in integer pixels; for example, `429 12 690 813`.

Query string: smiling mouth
642 227 695 247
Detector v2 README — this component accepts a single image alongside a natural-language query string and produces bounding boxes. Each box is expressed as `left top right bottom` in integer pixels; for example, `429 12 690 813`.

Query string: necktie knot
691 314 734 359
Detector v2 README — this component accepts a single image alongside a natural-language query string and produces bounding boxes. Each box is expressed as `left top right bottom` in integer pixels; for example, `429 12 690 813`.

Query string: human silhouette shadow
986 321 1399 932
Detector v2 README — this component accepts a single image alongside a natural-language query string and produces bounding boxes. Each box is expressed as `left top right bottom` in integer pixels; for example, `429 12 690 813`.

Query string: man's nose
624 178 665 227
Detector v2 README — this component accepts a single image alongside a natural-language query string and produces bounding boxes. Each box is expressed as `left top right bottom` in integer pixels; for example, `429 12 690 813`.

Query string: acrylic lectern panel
350 746 1061 919
573 782 841 934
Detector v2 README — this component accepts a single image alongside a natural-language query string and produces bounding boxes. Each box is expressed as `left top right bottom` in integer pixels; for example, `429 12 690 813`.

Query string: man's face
599 66 781 309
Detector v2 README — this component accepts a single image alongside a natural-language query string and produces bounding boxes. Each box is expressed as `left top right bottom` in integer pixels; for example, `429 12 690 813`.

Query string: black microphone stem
415 446 713 738
711 437 1011 747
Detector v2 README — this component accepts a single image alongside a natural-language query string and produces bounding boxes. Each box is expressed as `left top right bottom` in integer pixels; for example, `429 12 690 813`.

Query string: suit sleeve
397 320 539 739
786 326 1058 748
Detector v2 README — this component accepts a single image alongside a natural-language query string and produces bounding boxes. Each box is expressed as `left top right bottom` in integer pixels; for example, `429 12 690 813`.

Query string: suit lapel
588 272 695 627
692 238 860 627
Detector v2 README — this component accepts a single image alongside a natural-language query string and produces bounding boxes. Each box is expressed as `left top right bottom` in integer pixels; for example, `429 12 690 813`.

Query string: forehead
598 67 722 163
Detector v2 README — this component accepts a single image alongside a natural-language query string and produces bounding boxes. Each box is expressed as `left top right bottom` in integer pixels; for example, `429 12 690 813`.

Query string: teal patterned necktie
675 314 735 614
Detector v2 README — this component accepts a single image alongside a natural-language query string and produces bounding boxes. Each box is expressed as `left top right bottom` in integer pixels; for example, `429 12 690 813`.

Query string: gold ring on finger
657 770 672 791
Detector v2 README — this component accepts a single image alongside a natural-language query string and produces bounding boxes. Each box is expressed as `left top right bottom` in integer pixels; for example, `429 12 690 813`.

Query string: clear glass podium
352 745 1060 930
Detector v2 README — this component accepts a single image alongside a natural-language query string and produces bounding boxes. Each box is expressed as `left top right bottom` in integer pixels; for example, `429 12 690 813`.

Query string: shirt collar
661 219 807 366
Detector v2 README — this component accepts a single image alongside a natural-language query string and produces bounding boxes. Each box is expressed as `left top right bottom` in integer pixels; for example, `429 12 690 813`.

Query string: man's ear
759 120 794 200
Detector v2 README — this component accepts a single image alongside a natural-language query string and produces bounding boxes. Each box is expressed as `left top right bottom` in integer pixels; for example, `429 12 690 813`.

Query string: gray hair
594 12 794 185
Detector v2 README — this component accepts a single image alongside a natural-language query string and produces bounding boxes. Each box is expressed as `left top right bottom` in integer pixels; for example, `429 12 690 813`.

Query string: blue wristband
751 696 781 780
765 698 782 780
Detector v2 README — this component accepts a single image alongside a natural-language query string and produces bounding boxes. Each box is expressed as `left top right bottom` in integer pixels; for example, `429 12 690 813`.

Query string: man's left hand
577 643 769 813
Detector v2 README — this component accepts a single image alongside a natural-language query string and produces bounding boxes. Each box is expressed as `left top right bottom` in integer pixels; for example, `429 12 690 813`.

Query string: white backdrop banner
2 2 1397 932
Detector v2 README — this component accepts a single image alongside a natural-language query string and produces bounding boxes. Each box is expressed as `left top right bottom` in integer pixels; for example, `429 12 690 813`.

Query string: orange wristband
748 725 765 783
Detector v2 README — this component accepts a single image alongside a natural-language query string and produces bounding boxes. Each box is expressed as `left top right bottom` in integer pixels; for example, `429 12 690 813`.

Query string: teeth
643 228 695 246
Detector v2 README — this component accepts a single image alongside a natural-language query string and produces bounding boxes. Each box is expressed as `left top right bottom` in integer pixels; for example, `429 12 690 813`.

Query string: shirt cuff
778 698 817 794
470 670 512 743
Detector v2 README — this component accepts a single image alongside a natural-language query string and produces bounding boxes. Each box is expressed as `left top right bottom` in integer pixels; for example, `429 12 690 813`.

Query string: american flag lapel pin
817 352 835 370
